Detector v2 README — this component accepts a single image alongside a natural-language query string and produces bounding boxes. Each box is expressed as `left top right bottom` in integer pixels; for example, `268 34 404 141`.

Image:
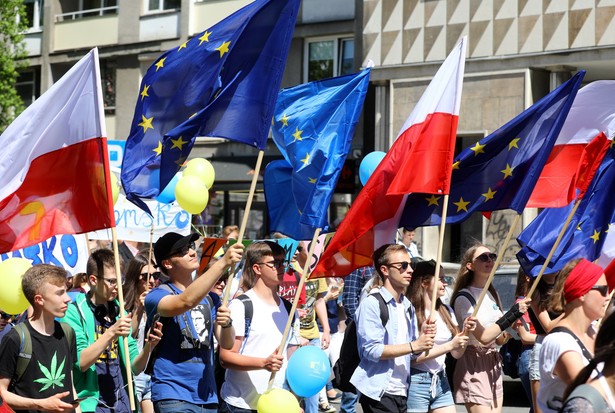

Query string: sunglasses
170 242 196 257
140 272 161 281
258 260 289 270
590 285 609 297
474 253 497 263
386 261 413 272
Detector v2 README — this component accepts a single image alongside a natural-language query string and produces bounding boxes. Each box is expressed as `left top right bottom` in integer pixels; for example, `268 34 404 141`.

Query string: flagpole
469 213 522 320
267 228 322 390
111 227 136 412
526 198 583 299
146 222 155 293
221 150 265 306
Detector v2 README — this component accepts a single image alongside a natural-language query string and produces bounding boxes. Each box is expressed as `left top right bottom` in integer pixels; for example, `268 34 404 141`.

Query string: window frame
303 35 354 83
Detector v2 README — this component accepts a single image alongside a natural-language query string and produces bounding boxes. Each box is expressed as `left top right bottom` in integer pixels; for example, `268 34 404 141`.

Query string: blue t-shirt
145 284 220 405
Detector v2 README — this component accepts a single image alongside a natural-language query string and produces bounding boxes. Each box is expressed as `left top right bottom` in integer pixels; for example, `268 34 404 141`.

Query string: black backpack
332 292 388 393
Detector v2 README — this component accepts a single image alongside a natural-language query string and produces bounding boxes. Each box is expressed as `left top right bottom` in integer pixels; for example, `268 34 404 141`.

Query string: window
100 61 116 115
16 68 40 108
24 0 43 30
148 0 181 11
305 37 354 82
56 0 118 21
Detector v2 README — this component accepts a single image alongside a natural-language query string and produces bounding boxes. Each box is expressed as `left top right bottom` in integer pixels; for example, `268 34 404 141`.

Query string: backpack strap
550 326 594 362
450 290 476 309
371 291 389 326
12 323 32 388
236 294 254 341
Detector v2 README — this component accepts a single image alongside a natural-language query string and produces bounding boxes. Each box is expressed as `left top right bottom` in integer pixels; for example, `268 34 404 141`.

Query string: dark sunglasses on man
140 271 161 281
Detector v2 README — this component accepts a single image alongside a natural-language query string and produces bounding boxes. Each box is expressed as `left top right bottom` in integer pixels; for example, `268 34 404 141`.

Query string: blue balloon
359 151 386 186
286 345 331 398
157 173 180 204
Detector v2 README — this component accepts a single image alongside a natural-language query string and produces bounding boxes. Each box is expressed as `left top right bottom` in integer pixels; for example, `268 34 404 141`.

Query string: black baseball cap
154 232 199 267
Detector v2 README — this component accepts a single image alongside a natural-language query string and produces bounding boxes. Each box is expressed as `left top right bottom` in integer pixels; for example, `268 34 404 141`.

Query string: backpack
10 321 74 390
332 292 388 394
215 294 293 396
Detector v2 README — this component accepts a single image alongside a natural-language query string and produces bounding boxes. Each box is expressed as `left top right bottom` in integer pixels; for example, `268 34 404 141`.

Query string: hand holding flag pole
267 228 322 390
221 150 264 306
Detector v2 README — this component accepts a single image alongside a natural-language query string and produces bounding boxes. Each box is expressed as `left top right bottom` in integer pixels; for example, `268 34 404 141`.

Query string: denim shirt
350 287 418 400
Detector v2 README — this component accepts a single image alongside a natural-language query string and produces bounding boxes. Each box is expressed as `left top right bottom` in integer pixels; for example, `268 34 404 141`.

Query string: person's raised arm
78 313 132 371
156 244 243 318
471 298 531 345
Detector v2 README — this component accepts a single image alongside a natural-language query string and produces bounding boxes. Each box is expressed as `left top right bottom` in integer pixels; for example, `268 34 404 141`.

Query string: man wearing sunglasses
351 244 436 413
144 232 243 413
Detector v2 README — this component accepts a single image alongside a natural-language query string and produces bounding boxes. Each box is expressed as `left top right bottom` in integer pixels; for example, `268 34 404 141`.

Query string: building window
24 0 43 30
56 0 118 21
305 36 354 82
100 61 116 115
16 68 40 108
148 0 181 11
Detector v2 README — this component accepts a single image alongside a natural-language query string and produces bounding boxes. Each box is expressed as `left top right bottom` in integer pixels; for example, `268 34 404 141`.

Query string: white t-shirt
385 303 411 395
413 307 456 373
221 289 299 410
537 331 591 413
453 286 502 347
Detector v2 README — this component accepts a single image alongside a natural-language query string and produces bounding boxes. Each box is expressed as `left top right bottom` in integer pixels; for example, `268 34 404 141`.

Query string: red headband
564 259 605 303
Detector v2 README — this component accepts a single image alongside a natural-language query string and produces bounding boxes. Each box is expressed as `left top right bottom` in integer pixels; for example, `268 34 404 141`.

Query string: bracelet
409 341 414 354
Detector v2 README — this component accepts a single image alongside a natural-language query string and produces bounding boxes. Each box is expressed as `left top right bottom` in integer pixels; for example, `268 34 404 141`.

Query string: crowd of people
0 227 614 413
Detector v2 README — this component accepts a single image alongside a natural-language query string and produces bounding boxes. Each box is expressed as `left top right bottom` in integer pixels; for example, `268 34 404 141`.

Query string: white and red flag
0 48 114 253
527 80 615 208
312 37 467 278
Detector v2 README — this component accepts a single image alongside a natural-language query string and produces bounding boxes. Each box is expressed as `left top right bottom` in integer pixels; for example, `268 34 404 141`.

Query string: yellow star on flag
501 163 514 179
178 41 188 51
153 141 163 156
215 41 231 57
171 136 187 151
138 115 154 132
470 141 486 156
301 153 310 165
155 57 166 72
198 31 211 45
453 197 470 212
140 84 150 101
425 194 441 206
590 230 601 243
452 161 460 170
308 177 316 184
280 114 289 127
482 188 497 201
508 138 520 150
292 127 303 142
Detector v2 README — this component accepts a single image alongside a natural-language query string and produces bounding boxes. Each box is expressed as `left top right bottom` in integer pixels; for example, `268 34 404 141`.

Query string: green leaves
34 352 66 392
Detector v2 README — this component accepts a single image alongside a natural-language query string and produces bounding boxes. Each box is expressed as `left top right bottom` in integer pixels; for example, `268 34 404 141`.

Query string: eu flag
121 0 300 213
517 145 615 276
264 69 371 240
399 71 585 228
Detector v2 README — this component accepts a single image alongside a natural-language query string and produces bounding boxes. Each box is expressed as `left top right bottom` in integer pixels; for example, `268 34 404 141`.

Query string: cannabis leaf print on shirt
33 352 66 392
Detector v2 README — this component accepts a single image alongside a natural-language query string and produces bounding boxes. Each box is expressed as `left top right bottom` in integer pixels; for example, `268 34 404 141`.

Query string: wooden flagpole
267 228 322 390
145 222 155 293
525 198 583 299
111 227 136 411
222 150 264 306
470 213 522 319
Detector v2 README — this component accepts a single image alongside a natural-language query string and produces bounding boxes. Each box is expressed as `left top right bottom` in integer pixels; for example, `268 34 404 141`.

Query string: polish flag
312 38 467 278
527 81 615 208
0 48 114 254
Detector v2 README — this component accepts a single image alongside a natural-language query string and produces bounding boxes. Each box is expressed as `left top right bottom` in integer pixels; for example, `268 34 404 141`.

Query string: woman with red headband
536 258 611 413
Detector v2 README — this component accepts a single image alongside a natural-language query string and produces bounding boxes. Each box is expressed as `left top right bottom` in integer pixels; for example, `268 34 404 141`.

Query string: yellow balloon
257 388 300 413
183 158 215 189
175 175 209 215
0 258 32 314
109 172 120 204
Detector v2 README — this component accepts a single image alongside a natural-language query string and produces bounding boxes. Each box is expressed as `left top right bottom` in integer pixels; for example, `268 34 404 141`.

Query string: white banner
0 234 89 275
89 194 191 243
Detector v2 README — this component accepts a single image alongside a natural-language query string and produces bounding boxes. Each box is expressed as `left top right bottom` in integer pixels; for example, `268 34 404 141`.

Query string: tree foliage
0 0 28 133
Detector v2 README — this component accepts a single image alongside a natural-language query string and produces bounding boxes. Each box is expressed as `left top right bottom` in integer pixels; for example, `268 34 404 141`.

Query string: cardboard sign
198 238 228 274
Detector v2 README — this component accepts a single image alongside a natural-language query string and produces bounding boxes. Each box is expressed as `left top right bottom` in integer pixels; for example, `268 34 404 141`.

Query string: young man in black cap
145 232 243 413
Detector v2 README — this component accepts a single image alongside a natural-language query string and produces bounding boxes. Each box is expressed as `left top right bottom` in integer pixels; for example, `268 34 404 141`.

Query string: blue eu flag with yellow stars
399 71 585 228
264 68 371 240
121 0 300 213
517 146 615 277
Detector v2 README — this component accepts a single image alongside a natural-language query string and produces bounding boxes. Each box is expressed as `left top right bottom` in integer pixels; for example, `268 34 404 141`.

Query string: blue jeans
154 400 217 413
340 391 359 413
303 338 322 413
218 400 256 413
517 347 533 413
